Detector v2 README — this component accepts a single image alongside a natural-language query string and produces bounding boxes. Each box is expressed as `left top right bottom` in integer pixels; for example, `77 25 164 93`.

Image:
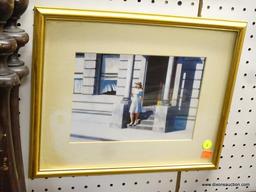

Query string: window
73 77 83 94
95 54 119 95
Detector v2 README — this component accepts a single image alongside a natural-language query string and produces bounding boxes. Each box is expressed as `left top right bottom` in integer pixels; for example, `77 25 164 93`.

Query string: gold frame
30 7 246 178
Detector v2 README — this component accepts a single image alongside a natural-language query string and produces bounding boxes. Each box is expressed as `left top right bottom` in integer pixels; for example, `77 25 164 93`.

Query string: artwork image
71 53 206 141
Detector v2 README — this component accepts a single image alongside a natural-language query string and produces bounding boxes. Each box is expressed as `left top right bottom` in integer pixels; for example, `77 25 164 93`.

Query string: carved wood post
4 1 29 191
0 0 22 192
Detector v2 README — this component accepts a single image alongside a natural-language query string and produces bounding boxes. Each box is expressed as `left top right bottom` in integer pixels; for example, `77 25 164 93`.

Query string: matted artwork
30 7 246 177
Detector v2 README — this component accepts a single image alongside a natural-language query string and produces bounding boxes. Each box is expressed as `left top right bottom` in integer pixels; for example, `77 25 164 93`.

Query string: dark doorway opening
143 56 169 106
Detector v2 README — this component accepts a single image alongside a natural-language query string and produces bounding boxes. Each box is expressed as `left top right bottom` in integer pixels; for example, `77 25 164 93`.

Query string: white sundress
129 88 143 113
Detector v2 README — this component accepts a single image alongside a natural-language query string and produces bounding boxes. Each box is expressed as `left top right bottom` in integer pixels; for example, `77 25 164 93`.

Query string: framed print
30 7 246 177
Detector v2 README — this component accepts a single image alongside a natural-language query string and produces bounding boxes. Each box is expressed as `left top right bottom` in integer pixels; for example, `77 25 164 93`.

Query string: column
153 56 175 132
162 56 175 103
170 62 182 106
0 1 21 190
4 0 30 191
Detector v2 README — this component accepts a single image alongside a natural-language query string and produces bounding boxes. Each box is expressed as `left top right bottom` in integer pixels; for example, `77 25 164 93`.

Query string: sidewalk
70 112 193 142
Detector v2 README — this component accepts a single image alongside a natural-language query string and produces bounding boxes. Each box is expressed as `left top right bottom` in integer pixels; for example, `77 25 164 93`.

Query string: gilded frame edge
29 6 247 178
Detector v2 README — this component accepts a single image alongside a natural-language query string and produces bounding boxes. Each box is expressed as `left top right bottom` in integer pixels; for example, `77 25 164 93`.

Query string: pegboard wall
18 0 256 191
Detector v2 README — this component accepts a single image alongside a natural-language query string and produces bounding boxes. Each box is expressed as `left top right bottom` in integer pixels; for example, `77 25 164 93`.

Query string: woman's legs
134 113 140 125
129 113 134 125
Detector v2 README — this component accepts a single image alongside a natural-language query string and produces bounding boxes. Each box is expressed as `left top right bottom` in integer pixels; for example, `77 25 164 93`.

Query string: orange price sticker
201 150 213 159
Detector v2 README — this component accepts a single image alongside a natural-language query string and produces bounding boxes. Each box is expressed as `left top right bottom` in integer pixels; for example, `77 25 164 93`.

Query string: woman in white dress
129 82 144 126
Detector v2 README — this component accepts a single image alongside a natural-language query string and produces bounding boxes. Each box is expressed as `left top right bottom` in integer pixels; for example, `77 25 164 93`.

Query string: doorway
143 56 169 106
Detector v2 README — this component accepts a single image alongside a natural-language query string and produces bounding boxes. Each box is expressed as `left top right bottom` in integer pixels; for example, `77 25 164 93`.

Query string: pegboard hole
177 1 182 6
231 7 234 11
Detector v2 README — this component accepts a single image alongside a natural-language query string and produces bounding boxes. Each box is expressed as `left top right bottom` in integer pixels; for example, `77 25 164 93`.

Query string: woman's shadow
140 110 154 120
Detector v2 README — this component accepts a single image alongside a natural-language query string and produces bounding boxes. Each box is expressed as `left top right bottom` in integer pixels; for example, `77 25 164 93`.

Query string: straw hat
135 82 142 88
